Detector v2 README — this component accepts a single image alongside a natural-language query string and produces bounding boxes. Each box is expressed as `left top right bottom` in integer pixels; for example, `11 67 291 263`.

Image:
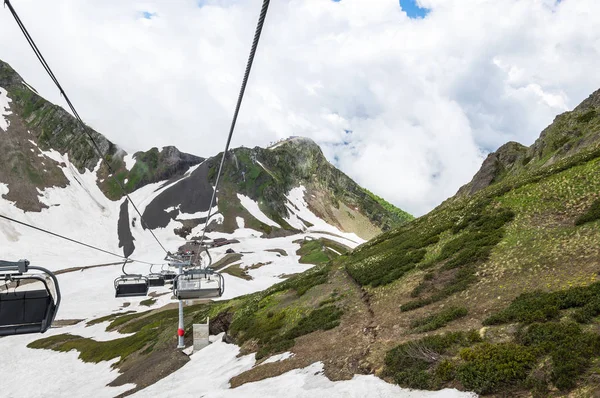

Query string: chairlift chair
114 261 149 298
0 259 61 337
161 268 177 284
173 268 224 300
147 264 165 287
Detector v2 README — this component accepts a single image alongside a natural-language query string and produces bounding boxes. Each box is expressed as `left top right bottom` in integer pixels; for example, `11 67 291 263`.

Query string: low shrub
345 221 452 288
456 343 536 394
484 282 600 325
519 322 600 390
401 266 477 312
410 306 468 333
384 331 481 390
403 206 513 312
284 305 343 339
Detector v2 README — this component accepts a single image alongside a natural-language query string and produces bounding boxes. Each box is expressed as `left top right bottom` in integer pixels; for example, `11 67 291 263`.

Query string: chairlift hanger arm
0 259 29 274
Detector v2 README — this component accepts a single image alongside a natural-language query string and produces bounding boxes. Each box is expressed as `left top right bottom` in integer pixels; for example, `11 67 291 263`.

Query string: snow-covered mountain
0 59 464 397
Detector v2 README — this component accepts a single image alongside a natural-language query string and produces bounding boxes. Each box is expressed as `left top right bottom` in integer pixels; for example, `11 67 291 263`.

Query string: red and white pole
177 261 185 349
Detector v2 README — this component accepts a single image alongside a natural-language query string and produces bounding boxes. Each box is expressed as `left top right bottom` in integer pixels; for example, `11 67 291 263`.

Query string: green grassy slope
27 89 600 397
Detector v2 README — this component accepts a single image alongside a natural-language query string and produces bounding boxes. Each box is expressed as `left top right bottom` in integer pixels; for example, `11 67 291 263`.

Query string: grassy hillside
27 91 600 395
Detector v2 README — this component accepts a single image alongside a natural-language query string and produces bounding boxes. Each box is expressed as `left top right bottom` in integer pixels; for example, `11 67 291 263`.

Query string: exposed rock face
574 88 600 112
0 59 204 210
0 60 115 172
458 89 600 197
457 142 527 196
141 161 213 230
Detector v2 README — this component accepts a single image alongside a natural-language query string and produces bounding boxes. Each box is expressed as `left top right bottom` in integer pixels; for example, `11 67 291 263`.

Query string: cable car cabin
173 270 224 300
148 273 165 287
114 275 149 298
0 260 61 337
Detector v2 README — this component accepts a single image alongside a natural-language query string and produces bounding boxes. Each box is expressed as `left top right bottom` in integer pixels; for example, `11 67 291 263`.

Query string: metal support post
177 261 185 349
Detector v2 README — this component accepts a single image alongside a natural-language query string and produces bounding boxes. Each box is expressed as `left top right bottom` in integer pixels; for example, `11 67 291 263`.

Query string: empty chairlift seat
114 275 149 298
0 260 61 337
173 269 224 300
148 273 165 287
146 264 166 287
161 270 177 284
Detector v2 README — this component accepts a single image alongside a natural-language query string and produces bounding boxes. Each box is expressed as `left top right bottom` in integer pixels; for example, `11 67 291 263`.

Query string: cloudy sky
1 0 599 216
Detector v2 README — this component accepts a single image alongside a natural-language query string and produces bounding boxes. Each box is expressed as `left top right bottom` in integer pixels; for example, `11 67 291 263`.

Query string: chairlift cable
3 0 169 255
200 0 271 245
0 214 162 266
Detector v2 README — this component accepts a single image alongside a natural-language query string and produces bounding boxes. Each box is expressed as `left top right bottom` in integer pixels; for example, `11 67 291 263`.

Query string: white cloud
1 0 600 216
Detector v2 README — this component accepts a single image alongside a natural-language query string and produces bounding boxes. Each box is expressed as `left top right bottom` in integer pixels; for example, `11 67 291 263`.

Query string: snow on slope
134 334 476 398
284 186 363 245
123 153 136 171
0 86 12 132
1 154 463 397
237 193 281 228
0 322 135 398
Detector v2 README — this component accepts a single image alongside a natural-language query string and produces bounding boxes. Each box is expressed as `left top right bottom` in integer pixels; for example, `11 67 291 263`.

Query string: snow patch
284 186 364 245
123 154 136 171
39 147 66 164
326 246 342 255
268 141 286 150
0 324 135 398
237 194 281 228
134 337 475 398
28 139 38 147
0 86 13 131
177 205 218 221
236 217 245 229
262 351 294 364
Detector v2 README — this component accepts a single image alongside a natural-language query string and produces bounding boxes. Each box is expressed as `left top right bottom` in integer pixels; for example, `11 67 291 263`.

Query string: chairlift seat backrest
148 274 165 287
115 276 149 298
0 289 55 336
173 271 224 300
163 273 176 281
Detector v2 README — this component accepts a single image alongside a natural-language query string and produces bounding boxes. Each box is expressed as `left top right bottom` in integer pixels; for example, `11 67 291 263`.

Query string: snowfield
134 334 476 398
0 155 475 397
237 193 281 228
0 86 12 132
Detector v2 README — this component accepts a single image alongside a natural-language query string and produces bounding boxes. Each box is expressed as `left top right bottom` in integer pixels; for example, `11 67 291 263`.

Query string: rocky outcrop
457 142 527 196
0 59 204 208
458 89 600 197
0 60 116 172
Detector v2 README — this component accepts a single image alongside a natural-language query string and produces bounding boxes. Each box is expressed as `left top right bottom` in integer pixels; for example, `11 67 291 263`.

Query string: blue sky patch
142 11 157 19
399 0 430 19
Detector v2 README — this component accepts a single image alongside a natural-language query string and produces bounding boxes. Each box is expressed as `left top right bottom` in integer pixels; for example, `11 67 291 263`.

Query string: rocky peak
574 88 600 112
457 141 527 196
458 87 600 197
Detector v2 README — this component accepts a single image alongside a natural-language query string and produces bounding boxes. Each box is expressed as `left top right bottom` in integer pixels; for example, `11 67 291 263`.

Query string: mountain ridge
0 57 412 252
